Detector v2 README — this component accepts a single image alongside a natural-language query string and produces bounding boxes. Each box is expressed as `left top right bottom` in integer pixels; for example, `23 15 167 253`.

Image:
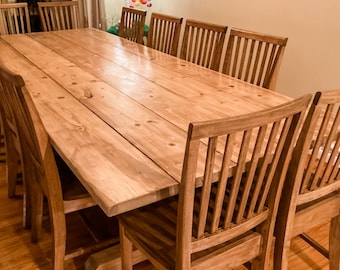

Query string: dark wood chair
180 19 227 71
119 7 146 45
37 0 80 31
221 28 288 90
118 95 312 269
147 12 183 56
275 89 340 269
0 63 119 270
0 2 31 34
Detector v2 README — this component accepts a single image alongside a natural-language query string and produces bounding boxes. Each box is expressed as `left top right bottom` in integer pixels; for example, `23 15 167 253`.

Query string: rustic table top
0 28 291 216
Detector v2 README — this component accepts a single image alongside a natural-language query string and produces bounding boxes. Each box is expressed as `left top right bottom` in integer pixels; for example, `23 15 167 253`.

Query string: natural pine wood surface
0 161 330 269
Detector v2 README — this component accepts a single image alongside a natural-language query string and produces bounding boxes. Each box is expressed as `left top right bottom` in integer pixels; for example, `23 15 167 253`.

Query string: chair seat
119 196 177 268
119 194 264 269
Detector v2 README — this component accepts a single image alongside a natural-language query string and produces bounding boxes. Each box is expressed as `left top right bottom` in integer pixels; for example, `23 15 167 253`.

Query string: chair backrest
119 7 146 44
288 90 340 205
147 12 183 56
222 28 288 90
38 0 80 31
180 19 227 71
0 3 31 34
176 94 311 268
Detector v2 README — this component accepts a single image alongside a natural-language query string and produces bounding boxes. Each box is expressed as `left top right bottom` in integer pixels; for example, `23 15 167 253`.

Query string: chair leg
50 201 67 270
119 222 133 270
330 213 340 270
30 180 44 243
6 150 18 198
22 177 32 230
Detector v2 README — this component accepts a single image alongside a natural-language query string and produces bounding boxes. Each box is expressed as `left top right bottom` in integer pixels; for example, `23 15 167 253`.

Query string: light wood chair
0 2 31 34
119 7 146 45
0 63 119 270
118 95 312 269
221 28 288 90
275 89 340 269
37 0 80 31
180 19 227 71
147 12 183 56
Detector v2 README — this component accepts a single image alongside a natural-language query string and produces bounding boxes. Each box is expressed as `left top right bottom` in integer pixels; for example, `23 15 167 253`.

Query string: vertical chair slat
244 39 255 82
210 133 235 233
196 137 218 238
236 126 267 223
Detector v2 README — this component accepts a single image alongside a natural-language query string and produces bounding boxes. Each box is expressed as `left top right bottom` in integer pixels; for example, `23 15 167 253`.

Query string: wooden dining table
0 28 293 217
0 28 295 269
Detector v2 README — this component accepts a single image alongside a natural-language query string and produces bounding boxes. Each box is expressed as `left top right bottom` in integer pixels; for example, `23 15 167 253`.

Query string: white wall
104 0 340 98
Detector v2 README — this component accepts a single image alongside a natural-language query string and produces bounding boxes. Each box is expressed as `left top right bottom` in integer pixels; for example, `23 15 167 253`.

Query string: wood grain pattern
0 29 292 218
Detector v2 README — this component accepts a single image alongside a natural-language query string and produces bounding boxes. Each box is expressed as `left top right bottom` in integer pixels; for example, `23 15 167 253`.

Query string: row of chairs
0 1 288 91
120 7 288 91
2 64 339 269
0 1 80 34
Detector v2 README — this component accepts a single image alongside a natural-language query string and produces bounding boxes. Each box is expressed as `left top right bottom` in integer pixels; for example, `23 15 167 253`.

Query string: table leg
330 212 340 270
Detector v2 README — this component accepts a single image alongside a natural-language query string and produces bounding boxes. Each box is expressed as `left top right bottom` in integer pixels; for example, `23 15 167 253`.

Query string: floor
0 161 330 269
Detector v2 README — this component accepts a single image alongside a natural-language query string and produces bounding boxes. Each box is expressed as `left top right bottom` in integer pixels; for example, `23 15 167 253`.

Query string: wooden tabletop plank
55 28 291 105
50 29 292 108
0 40 179 216
24 31 291 119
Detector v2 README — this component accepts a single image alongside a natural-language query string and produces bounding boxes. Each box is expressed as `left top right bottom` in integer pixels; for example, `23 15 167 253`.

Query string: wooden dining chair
0 63 119 270
147 12 183 56
180 19 227 71
275 89 340 270
0 2 31 34
37 0 80 31
118 95 312 269
119 7 146 45
221 28 288 90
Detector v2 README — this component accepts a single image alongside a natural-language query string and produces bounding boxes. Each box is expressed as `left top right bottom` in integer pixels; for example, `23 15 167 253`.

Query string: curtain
78 0 106 29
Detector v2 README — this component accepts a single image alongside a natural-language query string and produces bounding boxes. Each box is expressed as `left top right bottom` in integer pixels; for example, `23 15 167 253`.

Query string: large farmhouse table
0 28 294 269
0 28 292 217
